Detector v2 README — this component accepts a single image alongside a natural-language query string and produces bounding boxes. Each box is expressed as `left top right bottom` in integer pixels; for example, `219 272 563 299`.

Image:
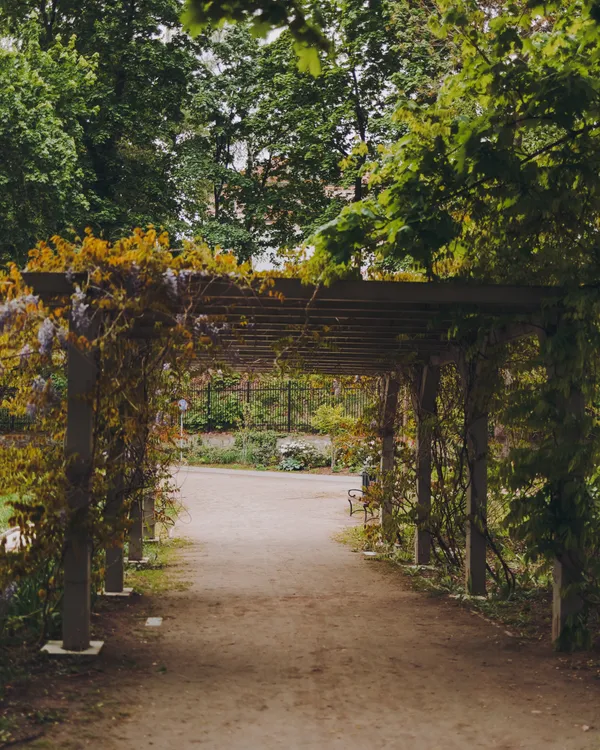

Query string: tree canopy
0 0 447 265
0 36 96 262
313 0 600 285
182 1 446 261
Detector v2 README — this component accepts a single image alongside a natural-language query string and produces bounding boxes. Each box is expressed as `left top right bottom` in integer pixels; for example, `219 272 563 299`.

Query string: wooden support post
414 365 440 565
457 347 489 597
380 375 400 542
543 329 585 647
143 492 156 539
62 319 98 652
465 410 488 596
104 431 125 593
552 556 583 646
128 498 144 561
126 351 149 562
105 540 124 592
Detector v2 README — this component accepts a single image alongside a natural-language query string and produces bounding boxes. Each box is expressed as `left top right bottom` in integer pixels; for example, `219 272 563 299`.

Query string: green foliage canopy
314 0 600 284
182 1 447 261
0 37 96 262
1 0 200 254
0 0 447 265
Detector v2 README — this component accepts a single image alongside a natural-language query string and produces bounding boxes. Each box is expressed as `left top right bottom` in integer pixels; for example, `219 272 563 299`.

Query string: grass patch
333 525 369 550
125 537 193 595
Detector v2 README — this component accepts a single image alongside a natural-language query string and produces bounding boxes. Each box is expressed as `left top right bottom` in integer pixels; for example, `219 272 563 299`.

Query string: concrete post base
42 640 104 656
125 557 150 566
102 587 134 597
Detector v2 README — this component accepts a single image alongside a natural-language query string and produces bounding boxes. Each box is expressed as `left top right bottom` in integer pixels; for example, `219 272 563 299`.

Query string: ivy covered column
541 326 587 649
61 316 99 652
128 498 144 561
458 349 490 597
414 364 440 565
380 374 400 542
104 428 126 593
127 345 150 563
465 407 488 596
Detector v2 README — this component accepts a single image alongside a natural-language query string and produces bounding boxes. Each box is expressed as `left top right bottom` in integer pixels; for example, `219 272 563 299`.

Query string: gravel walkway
103 468 599 749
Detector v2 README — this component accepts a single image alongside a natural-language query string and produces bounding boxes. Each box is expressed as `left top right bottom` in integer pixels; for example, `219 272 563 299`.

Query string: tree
181 1 448 261
1 0 201 246
0 0 447 263
313 0 600 285
182 0 330 74
0 36 96 263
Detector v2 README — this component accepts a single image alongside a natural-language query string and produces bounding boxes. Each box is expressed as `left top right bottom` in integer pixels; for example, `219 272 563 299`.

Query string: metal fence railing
0 382 374 435
0 387 31 433
183 382 373 433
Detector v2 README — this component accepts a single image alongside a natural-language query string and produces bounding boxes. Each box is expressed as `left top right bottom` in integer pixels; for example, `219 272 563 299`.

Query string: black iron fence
0 387 31 433
183 382 373 433
0 382 374 435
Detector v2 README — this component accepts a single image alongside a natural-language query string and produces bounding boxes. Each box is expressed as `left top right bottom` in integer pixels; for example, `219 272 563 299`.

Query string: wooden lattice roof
23 274 560 375
186 278 558 375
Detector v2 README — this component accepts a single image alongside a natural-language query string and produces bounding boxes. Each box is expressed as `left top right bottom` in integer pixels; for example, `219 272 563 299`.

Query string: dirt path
101 467 599 749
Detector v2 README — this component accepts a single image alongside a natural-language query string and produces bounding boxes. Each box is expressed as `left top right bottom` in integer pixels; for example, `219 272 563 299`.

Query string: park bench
347 471 377 524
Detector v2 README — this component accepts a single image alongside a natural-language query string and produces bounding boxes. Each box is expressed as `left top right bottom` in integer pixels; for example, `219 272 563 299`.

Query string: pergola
24 273 572 653
181 277 553 374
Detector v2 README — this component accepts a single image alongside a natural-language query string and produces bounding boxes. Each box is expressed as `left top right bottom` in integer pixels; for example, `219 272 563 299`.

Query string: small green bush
0 563 61 643
280 456 305 471
234 430 278 465
184 442 244 465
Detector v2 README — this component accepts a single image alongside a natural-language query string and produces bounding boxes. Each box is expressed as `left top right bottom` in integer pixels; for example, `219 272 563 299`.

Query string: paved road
104 468 599 749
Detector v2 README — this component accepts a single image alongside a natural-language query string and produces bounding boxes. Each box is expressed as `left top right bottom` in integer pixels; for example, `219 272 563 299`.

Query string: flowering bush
278 439 327 471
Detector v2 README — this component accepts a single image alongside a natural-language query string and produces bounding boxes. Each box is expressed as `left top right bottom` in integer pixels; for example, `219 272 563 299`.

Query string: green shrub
183 441 244 465
280 456 304 471
0 562 61 643
234 430 279 465
311 403 357 435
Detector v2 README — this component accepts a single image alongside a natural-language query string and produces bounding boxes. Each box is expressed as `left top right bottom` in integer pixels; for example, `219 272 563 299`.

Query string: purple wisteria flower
193 315 229 344
31 376 46 394
71 286 90 330
163 268 178 299
19 343 32 367
0 294 39 333
37 318 55 356
25 403 37 419
177 268 202 290
56 326 68 350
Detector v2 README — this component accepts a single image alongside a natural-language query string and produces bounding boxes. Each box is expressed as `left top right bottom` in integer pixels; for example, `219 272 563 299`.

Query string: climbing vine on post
0 228 252 639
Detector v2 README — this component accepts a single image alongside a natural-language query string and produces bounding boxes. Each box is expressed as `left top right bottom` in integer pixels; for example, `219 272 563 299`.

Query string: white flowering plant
278 439 327 471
